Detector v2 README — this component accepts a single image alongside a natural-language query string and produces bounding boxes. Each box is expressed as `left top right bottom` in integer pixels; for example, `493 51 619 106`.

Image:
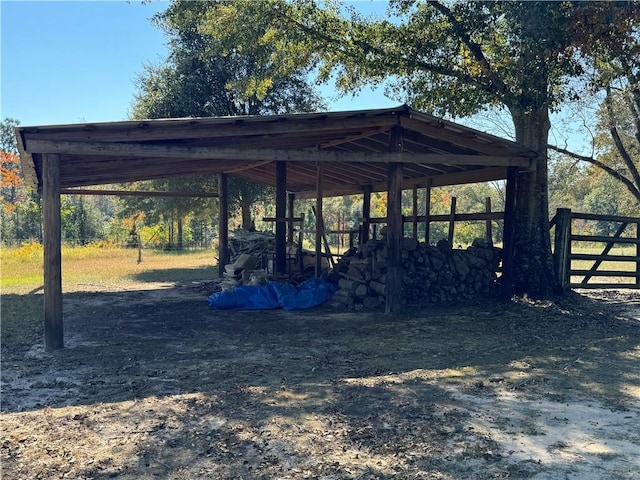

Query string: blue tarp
207 278 337 311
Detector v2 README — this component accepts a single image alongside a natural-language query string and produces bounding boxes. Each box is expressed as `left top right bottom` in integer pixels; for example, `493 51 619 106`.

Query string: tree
1 118 44 243
203 0 639 296
130 0 324 234
548 75 640 210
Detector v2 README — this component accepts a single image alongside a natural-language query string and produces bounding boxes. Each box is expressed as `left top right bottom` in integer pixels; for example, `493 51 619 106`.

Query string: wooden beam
424 178 432 244
218 173 229 278
315 163 323 277
293 167 510 199
412 185 419 239
26 139 531 167
361 185 372 244
386 126 404 314
43 153 63 351
287 193 295 244
501 166 518 299
275 161 287 275
448 196 457 244
22 110 400 143
59 189 218 197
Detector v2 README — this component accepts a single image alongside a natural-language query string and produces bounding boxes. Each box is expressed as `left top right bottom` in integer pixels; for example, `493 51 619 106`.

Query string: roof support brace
43 153 63 350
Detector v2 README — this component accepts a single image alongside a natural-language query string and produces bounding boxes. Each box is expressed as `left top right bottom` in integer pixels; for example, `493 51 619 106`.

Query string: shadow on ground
2 285 639 479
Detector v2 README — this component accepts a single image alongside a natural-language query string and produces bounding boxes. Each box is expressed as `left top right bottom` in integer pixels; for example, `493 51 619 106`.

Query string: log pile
328 238 501 308
228 229 274 268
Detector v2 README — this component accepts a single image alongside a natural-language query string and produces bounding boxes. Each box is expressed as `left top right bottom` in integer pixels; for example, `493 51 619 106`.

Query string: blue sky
0 1 587 152
1 0 396 127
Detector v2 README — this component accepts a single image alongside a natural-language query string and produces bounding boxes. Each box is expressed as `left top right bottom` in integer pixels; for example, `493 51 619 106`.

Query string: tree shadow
1 286 639 478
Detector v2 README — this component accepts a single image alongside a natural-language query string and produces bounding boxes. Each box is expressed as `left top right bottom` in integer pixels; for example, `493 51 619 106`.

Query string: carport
15 105 535 350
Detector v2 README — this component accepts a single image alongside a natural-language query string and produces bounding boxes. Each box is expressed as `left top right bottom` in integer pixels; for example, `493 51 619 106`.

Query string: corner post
501 166 518 299
43 153 63 351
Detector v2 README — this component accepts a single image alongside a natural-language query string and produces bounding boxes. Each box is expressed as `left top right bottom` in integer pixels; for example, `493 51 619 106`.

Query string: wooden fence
551 208 640 289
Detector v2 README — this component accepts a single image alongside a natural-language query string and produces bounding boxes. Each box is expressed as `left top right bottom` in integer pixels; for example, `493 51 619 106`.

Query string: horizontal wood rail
551 208 640 289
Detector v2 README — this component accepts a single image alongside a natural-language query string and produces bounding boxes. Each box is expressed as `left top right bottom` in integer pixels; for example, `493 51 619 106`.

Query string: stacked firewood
328 238 501 308
228 229 275 268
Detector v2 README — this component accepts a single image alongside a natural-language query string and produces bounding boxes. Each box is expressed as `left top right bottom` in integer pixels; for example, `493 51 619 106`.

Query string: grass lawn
1 245 219 349
1 244 219 295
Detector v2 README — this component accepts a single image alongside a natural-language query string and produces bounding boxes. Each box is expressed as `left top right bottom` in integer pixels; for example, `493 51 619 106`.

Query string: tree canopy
129 0 325 235
200 0 639 296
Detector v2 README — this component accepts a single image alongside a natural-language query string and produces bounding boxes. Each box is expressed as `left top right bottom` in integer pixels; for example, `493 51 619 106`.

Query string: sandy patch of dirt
1 285 639 479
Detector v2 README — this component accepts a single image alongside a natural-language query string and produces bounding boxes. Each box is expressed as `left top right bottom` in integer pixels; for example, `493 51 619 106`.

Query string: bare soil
1 284 639 479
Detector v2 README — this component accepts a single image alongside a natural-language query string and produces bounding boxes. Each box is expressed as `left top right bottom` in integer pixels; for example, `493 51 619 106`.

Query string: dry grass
1 245 218 295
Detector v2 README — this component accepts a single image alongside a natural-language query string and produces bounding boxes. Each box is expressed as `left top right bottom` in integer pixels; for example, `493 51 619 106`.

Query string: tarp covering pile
207 278 337 311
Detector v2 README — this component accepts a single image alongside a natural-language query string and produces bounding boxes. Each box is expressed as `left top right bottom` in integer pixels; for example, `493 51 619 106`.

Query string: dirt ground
1 283 639 479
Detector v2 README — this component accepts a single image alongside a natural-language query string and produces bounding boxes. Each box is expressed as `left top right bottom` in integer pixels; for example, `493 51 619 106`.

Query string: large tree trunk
240 199 254 230
510 107 559 296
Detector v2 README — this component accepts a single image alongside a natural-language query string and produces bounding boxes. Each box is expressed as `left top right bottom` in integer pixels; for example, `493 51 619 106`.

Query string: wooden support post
412 185 418 239
386 126 404 314
424 178 431 244
275 161 287 275
43 153 63 351
485 197 493 245
361 185 371 245
386 162 403 314
637 221 640 287
218 173 229 278
448 196 457 245
287 193 295 244
315 163 323 277
501 167 517 299
553 208 572 289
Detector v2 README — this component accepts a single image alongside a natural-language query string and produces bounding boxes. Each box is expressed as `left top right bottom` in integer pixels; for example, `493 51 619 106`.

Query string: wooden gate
551 208 640 289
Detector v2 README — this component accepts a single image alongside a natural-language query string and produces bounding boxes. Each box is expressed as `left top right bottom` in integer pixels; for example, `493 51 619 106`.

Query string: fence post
485 197 493 245
554 208 572 289
448 196 457 245
637 221 640 287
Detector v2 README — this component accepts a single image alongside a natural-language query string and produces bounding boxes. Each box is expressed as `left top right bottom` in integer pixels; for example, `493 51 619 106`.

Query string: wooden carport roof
16 105 534 196
15 105 535 351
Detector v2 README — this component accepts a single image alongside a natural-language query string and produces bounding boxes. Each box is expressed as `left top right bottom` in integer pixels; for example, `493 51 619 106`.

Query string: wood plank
570 283 640 289
22 111 400 143
570 234 639 245
60 189 219 198
43 153 63 351
292 167 510 199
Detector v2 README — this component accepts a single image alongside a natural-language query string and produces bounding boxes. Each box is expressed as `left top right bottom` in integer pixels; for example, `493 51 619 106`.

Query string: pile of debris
328 237 501 308
228 229 274 267
220 230 275 290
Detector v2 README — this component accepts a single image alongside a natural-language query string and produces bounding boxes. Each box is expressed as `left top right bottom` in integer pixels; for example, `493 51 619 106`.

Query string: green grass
569 244 639 285
1 245 219 353
1 245 219 295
